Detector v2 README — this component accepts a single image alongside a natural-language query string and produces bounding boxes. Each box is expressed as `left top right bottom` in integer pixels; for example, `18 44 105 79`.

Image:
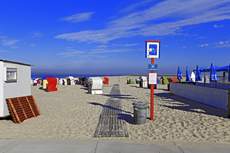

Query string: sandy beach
0 76 230 144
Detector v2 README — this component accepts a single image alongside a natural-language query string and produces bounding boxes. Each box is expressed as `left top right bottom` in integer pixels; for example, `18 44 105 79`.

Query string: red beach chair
46 77 58 92
104 77 109 84
171 78 179 82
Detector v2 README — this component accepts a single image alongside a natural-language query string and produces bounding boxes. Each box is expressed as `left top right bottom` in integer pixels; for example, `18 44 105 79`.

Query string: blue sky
0 0 230 74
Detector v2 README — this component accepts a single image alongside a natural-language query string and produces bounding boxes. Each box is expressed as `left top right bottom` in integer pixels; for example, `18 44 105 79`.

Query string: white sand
0 76 230 144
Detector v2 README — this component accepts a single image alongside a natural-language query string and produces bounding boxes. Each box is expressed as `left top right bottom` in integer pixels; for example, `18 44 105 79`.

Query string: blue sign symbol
149 44 157 55
148 64 158 72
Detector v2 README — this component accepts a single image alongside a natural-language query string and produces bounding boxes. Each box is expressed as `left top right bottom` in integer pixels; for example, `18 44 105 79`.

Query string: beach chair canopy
89 77 103 89
104 77 109 84
139 76 147 81
46 77 58 92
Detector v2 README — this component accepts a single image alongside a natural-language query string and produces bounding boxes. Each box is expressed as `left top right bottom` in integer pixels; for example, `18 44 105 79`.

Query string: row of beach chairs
31 77 109 92
159 76 185 85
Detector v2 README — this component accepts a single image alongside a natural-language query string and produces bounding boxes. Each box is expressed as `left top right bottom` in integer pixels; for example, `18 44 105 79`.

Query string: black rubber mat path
94 84 129 137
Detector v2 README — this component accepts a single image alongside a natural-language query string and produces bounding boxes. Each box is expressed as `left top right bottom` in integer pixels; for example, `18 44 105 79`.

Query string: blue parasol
177 66 183 80
196 65 202 81
186 66 191 82
210 63 219 82
228 63 230 82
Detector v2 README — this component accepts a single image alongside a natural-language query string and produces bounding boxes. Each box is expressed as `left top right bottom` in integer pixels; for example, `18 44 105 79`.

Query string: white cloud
30 44 36 47
11 46 18 49
112 43 139 46
57 50 86 57
199 43 210 47
55 0 230 43
2 39 20 46
183 46 186 48
199 40 230 48
0 50 9 52
198 36 205 39
80 54 106 58
61 12 94 22
90 48 132 53
97 45 108 48
219 41 224 44
31 31 44 38
214 44 230 48
120 0 154 12
214 24 223 28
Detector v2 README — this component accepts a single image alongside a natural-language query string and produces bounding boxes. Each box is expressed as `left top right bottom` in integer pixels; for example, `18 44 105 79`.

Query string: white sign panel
148 73 157 84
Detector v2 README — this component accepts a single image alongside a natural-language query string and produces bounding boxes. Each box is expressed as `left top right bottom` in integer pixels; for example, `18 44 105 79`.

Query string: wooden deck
94 84 129 137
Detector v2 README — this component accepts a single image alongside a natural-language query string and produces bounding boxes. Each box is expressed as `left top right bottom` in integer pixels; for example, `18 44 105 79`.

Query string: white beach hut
0 59 32 117
89 77 103 94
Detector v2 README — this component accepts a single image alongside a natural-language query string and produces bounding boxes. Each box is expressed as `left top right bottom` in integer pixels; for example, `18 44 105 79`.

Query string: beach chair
136 79 141 84
70 79 75 85
78 77 82 85
43 80 48 89
179 78 185 83
159 79 162 84
162 76 169 85
167 78 172 82
103 77 109 84
129 79 134 84
46 77 58 92
171 78 179 82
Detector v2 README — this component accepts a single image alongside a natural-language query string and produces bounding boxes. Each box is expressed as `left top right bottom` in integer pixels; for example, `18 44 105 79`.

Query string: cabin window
6 68 17 81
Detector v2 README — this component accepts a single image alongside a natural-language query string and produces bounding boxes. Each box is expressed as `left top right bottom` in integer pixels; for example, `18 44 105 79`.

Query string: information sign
148 64 158 72
148 73 157 85
145 40 161 58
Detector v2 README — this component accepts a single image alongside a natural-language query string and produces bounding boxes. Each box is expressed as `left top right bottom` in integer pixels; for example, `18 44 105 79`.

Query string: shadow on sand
155 92 229 118
88 102 135 124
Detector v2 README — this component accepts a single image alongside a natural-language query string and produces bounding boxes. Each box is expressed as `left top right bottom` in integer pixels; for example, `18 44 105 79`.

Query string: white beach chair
190 72 195 82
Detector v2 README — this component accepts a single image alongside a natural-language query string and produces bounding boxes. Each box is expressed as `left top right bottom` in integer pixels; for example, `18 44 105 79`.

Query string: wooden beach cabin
0 59 32 117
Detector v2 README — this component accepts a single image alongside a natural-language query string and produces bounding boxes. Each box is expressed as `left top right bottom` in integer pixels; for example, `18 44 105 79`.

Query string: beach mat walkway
6 95 41 124
94 84 129 137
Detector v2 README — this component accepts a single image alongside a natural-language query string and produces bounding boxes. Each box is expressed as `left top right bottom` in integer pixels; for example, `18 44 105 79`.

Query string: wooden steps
6 95 41 124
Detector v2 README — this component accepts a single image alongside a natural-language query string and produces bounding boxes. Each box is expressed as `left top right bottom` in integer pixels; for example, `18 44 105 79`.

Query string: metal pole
151 58 154 120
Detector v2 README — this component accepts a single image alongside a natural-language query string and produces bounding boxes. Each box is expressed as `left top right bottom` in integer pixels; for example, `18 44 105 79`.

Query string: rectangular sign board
148 73 157 84
145 40 161 58
148 64 158 72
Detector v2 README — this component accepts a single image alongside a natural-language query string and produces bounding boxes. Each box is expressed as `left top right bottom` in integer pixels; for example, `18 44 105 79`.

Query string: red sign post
145 40 161 120
151 58 154 120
